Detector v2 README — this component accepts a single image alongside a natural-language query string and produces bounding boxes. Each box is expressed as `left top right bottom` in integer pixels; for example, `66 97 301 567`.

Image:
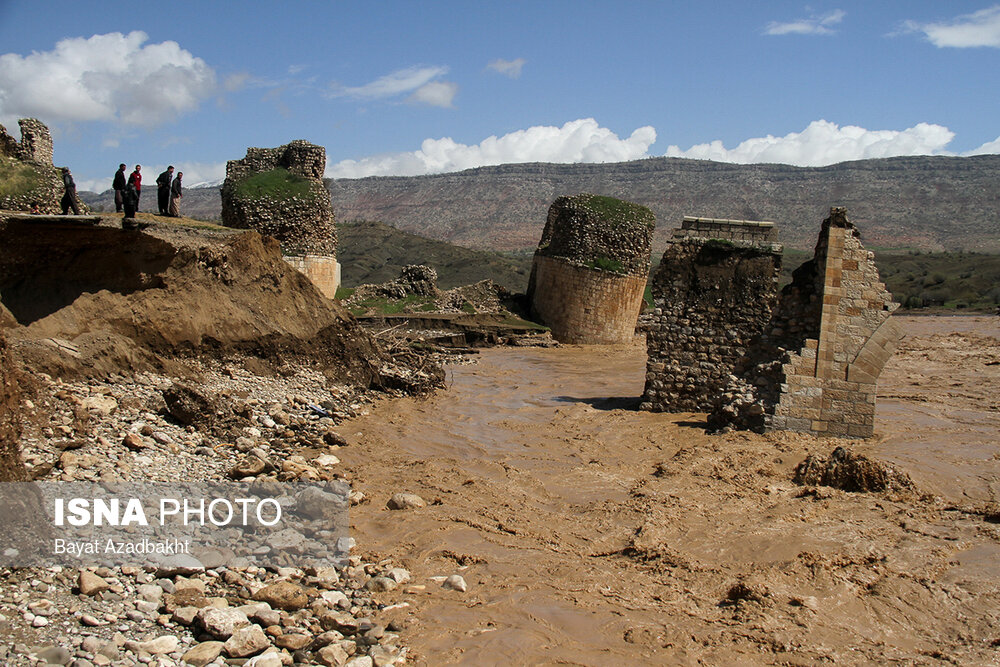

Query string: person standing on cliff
112 163 127 212
168 171 182 217
123 165 141 220
155 166 174 215
60 168 81 215
128 165 142 201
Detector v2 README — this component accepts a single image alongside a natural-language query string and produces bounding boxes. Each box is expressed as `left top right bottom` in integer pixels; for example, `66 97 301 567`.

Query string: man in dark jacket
156 166 174 215
60 168 81 215
112 163 127 212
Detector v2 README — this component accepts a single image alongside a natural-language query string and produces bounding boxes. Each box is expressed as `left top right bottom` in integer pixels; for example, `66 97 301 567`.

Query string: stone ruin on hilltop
526 194 654 344
641 207 901 439
0 118 65 214
221 140 340 297
640 216 784 412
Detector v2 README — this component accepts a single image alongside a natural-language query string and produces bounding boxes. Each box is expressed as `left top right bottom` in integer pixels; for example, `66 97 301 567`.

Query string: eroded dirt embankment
335 315 1000 666
0 217 384 384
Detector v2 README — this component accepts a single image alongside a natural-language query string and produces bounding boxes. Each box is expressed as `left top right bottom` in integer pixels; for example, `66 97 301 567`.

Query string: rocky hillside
329 156 1000 252
82 154 1000 252
337 220 531 291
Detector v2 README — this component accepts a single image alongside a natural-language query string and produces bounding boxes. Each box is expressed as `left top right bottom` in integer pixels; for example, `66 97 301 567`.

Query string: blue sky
1 1 999 190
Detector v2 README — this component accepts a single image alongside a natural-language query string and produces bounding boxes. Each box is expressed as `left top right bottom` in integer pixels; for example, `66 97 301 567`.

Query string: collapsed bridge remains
640 217 783 412
644 208 900 439
710 207 901 438
221 140 340 297
526 194 654 344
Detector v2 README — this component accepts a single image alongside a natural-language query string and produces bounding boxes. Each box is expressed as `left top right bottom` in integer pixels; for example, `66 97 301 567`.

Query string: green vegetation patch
0 155 43 198
775 250 1000 311
234 168 316 201
347 293 437 317
569 193 655 230
585 256 626 274
875 251 1000 311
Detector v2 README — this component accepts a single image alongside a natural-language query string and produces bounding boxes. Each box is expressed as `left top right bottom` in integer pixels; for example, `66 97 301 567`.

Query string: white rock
200 607 250 639
132 635 179 655
313 454 341 467
385 568 411 584
152 431 173 445
442 575 467 592
386 493 425 510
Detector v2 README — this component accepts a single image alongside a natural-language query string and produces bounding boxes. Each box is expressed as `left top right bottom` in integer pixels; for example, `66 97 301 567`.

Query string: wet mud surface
335 315 1000 665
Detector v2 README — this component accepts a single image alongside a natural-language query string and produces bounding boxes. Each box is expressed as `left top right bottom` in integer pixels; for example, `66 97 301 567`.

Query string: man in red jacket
128 165 142 200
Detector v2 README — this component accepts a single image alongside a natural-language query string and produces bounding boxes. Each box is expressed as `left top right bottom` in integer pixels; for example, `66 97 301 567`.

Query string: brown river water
335 315 1000 666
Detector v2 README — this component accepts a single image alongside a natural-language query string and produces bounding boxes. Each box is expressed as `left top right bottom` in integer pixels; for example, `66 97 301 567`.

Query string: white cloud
0 31 216 128
337 65 450 100
765 9 845 36
408 81 458 108
903 5 1000 48
664 120 957 166
965 135 1000 155
328 118 657 178
223 72 250 92
487 58 526 78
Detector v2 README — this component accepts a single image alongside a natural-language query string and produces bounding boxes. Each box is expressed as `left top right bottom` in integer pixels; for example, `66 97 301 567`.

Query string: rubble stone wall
221 140 338 293
221 140 335 256
0 118 53 165
710 208 901 438
529 255 647 344
528 194 654 343
640 236 782 412
0 118 63 213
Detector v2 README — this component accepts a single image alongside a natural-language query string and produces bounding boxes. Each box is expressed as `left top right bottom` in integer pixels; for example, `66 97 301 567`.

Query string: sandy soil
334 315 1000 666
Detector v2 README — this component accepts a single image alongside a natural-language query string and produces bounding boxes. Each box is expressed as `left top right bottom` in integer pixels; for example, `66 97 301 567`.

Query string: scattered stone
78 571 109 596
163 588 210 612
246 653 284 667
252 580 308 611
223 624 271 658
274 633 312 650
368 577 396 592
181 640 225 667
229 455 272 479
201 607 251 639
386 493 426 510
81 395 118 416
151 430 173 445
316 643 350 666
128 635 179 655
314 453 341 467
369 645 400 667
122 432 148 451
36 646 71 665
384 568 411 584
442 575 467 592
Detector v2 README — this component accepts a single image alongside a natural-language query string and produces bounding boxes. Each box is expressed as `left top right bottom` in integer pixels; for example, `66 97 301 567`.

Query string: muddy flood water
335 315 1000 666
